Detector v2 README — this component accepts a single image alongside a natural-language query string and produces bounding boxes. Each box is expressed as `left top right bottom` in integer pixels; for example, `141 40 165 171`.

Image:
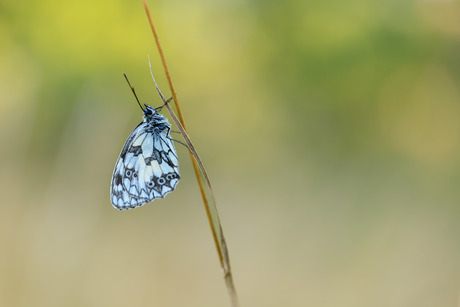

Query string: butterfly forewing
110 106 180 210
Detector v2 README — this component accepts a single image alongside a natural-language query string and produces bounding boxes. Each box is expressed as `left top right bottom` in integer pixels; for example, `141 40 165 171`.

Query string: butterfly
110 74 180 210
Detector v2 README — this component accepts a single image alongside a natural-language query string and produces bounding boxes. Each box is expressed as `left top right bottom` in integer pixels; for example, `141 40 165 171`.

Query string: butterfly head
143 104 166 123
143 104 156 115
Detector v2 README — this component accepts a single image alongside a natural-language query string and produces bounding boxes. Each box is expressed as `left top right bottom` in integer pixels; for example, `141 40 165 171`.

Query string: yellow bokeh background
1 0 460 306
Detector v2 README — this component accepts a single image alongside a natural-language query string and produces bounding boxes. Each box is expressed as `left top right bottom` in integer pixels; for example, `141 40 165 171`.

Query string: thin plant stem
141 0 219 266
141 1 239 307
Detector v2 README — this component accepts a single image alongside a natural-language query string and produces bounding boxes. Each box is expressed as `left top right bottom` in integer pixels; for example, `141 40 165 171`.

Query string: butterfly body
110 104 180 210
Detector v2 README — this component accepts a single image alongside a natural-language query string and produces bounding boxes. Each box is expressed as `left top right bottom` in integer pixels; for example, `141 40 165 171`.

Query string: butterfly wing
110 122 180 210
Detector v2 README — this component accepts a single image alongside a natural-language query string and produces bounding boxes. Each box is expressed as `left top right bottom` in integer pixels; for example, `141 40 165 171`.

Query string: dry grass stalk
142 1 239 306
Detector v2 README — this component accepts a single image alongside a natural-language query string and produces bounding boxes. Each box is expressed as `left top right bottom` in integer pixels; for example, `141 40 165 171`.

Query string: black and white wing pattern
110 104 180 210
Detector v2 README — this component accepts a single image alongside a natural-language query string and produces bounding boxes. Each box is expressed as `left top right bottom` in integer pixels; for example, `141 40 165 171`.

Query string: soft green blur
1 0 459 306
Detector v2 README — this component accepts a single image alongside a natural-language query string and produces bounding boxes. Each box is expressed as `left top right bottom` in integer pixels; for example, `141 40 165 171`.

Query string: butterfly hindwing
110 106 180 210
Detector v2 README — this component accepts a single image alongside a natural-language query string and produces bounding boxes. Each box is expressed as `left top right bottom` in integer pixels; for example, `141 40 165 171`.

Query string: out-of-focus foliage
1 0 459 306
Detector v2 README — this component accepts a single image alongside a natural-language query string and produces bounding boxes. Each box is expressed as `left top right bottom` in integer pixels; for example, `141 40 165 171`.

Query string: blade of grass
142 1 239 307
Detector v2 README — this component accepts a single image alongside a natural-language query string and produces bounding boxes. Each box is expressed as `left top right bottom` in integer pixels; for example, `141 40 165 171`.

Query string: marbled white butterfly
110 74 180 210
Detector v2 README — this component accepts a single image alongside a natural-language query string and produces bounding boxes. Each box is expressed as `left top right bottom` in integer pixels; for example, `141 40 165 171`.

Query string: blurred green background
1 0 460 306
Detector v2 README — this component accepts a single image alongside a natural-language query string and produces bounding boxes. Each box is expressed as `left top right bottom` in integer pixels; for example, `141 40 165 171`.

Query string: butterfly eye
157 177 166 185
166 174 174 180
133 172 138 178
125 170 132 177
147 181 154 188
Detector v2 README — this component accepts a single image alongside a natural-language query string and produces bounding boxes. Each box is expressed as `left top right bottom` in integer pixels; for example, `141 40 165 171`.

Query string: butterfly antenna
154 96 173 112
123 73 144 112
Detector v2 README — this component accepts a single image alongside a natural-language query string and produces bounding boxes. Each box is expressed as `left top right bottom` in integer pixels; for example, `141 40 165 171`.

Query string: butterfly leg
171 138 189 150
